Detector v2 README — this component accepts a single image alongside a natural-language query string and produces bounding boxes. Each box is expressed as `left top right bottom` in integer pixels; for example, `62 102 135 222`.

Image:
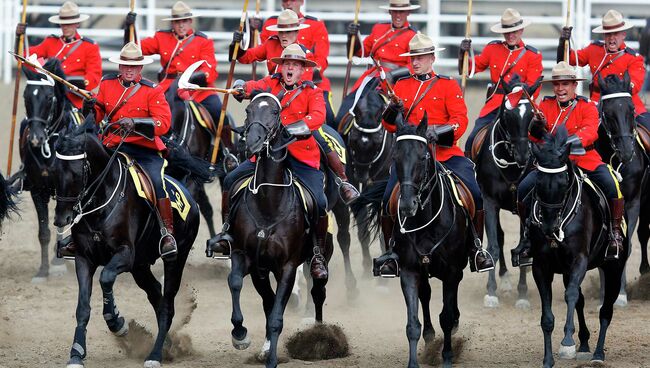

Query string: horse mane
23 58 67 98
599 73 631 95
534 126 569 168
55 115 98 155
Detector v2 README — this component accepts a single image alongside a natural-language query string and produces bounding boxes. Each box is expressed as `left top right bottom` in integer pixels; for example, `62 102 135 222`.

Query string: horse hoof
558 344 576 359
66 364 84 368
112 319 129 337
300 317 316 326
576 352 592 361
499 273 513 292
49 263 67 277
483 295 499 308
614 294 628 308
257 340 271 362
143 360 161 368
515 299 531 310
232 335 251 350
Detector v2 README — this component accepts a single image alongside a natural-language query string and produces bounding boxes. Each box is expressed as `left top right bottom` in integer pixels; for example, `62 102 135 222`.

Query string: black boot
56 234 76 259
511 201 533 267
310 215 329 279
326 151 360 205
157 198 178 260
605 198 625 261
206 191 232 258
469 210 495 273
372 215 399 277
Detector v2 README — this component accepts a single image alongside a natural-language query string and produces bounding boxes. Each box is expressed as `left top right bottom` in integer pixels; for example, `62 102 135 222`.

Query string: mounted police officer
232 9 359 204
207 45 330 279
459 8 543 152
15 1 102 111
376 33 495 276
58 43 177 260
336 0 419 127
512 62 625 267
558 9 650 130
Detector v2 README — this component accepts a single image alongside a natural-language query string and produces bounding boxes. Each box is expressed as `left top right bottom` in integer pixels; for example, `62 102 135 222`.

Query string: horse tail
0 172 19 226
350 179 388 241
163 136 221 183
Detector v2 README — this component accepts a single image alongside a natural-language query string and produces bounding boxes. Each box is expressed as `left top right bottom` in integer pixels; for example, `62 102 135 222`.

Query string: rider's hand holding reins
231 79 246 102
458 38 472 75
82 97 97 116
382 95 404 126
15 23 26 36
117 117 135 132
529 112 548 140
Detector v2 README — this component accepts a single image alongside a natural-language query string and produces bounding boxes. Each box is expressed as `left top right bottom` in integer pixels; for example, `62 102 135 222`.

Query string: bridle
25 79 64 158
598 91 636 167
491 97 532 169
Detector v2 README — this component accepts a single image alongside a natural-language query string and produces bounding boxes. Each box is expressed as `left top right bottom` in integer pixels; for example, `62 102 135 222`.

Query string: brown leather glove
16 23 26 36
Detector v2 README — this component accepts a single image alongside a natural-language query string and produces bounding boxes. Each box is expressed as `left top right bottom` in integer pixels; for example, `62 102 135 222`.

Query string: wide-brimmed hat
379 0 420 11
592 10 634 33
490 8 532 33
48 1 89 25
109 42 154 66
265 10 310 32
399 32 445 57
162 1 199 21
270 44 317 67
541 61 586 83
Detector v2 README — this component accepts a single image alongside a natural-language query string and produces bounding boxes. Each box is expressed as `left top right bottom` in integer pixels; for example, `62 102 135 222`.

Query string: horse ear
531 141 542 161
597 74 606 93
529 76 544 94
416 112 428 136
623 71 631 90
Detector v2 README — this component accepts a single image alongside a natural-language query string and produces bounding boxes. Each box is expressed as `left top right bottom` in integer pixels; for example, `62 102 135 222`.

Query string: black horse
389 114 470 368
526 127 626 367
595 72 649 306
13 58 77 282
224 92 333 368
473 76 542 308
0 171 18 230
342 77 393 272
52 120 200 368
638 185 650 275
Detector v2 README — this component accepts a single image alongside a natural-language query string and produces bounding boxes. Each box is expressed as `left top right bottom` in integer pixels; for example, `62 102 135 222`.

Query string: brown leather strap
405 76 439 121
105 83 142 124
370 28 408 58
59 40 84 63
160 35 196 81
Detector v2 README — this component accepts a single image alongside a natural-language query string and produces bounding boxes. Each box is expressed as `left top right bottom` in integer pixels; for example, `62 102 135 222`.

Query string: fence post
427 0 440 43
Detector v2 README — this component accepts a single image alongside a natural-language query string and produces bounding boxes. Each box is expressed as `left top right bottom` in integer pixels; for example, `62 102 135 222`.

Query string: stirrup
372 252 400 278
511 248 533 268
338 182 360 205
604 236 622 261
56 237 76 260
159 232 178 260
205 233 233 260
471 248 495 273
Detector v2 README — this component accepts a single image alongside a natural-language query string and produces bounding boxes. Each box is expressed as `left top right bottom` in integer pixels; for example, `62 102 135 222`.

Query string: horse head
244 90 283 157
598 72 636 163
52 117 102 228
500 74 542 167
395 113 432 219
531 126 573 239
22 58 67 148
347 79 388 182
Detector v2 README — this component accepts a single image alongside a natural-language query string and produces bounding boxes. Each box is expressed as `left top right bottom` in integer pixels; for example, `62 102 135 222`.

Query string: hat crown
281 44 306 60
389 0 412 6
408 33 435 52
171 1 192 17
501 8 523 26
551 61 577 78
602 9 624 27
120 42 144 60
59 1 80 17
277 9 300 26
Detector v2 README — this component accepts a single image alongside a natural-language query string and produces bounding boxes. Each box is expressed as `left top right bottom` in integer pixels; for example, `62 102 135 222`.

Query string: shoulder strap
282 86 306 109
593 51 626 80
58 40 84 62
551 100 578 133
104 83 143 124
161 35 197 79
405 76 439 121
370 28 408 58
500 47 527 79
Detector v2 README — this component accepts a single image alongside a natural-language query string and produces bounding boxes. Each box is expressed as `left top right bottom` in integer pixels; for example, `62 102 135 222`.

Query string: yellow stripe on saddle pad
233 176 309 213
69 110 85 126
188 101 209 131
320 128 347 164
444 172 465 208
579 168 627 235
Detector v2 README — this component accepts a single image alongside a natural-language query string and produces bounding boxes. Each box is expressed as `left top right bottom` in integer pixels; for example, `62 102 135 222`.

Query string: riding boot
605 198 625 261
469 210 495 273
326 150 360 205
56 234 76 259
206 191 233 258
310 215 329 279
511 201 533 267
157 198 178 260
372 215 399 277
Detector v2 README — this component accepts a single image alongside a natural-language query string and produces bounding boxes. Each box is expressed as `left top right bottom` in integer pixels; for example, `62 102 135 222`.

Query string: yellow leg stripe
606 164 623 198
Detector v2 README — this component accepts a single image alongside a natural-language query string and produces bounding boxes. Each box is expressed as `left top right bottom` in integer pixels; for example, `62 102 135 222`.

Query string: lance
461 0 473 93
372 58 395 97
211 0 250 164
341 0 361 101
8 0 29 174
178 61 236 94
251 0 261 80
129 0 136 43
564 0 572 62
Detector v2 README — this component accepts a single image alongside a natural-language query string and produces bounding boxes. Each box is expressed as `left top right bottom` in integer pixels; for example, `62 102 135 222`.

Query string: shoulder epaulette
304 15 318 21
396 75 411 82
592 40 604 46
408 25 418 32
158 29 173 33
271 73 282 80
101 73 119 81
81 37 95 44
624 47 639 56
524 44 539 53
437 75 452 80
488 40 502 45
543 95 557 101
379 21 391 24
47 34 59 39
576 96 590 103
194 31 207 38
269 35 279 41
269 15 278 20
301 80 315 89
298 44 309 53
140 79 155 88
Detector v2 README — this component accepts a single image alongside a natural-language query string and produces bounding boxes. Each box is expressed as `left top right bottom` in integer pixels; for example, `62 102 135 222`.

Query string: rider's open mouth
287 72 294 78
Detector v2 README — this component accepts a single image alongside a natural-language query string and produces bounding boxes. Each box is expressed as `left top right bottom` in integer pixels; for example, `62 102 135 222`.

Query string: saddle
185 100 217 138
636 124 650 153
470 124 491 162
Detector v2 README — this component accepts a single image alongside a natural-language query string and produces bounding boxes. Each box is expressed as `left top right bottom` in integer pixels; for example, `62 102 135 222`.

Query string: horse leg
439 276 462 368
195 185 217 238
558 256 588 360
251 272 275 361
418 278 435 344
67 256 97 367
400 269 421 368
639 210 650 274
332 202 358 297
497 216 507 277
131 265 163 319
532 263 555 368
356 206 373 274
31 190 50 282
266 264 298 368
616 200 639 307
515 266 531 309
98 247 133 337
592 263 624 363
575 286 591 359
229 251 250 350
484 199 500 308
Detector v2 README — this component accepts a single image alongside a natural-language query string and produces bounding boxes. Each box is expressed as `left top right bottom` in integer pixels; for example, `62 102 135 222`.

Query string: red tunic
237 38 331 91
536 96 603 171
383 73 468 161
27 32 102 109
94 75 171 152
471 40 543 117
243 75 325 168
351 22 417 91
568 41 647 115
140 29 219 103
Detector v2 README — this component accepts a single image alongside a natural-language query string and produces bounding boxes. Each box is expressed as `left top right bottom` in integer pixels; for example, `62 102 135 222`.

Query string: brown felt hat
265 10 310 32
399 32 445 57
270 44 317 67
48 2 89 25
109 42 154 66
162 1 199 21
592 10 633 33
379 0 420 11
541 61 587 83
490 8 532 33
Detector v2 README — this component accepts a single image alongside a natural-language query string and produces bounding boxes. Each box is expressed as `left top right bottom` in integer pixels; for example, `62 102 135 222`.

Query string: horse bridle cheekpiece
598 91 636 169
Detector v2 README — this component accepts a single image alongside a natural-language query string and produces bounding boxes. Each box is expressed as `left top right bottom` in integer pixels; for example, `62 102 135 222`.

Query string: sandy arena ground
0 78 649 368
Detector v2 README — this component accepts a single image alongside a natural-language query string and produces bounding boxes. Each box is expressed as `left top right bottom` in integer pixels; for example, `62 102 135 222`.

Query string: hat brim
592 23 633 33
379 5 420 11
540 77 587 83
162 15 199 21
270 57 318 68
490 18 532 33
108 56 154 66
399 47 445 57
265 23 310 32
48 14 89 24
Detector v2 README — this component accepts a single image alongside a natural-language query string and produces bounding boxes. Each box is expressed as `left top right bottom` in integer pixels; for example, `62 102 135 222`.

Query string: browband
56 152 87 161
396 134 428 144
537 164 567 174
